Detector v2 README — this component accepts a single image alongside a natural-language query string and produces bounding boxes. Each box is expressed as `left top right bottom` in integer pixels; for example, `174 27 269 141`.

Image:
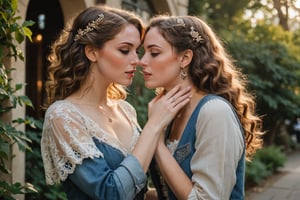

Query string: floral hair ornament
74 13 104 41
190 26 204 43
176 18 186 27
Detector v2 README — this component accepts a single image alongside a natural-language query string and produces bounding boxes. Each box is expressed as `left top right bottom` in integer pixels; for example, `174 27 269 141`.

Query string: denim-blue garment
62 138 147 200
150 95 245 200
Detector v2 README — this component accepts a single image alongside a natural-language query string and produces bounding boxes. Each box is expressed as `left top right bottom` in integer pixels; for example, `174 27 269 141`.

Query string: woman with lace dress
40 6 191 200
140 15 264 199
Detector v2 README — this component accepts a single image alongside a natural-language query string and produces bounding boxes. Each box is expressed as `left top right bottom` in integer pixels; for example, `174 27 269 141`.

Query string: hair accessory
190 26 204 43
74 13 104 41
176 18 186 26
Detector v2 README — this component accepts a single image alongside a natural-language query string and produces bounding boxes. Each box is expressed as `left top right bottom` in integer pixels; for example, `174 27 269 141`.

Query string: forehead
112 24 141 46
144 27 171 48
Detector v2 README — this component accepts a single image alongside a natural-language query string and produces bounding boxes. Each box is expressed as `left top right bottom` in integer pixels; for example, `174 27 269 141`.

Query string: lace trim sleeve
41 101 103 185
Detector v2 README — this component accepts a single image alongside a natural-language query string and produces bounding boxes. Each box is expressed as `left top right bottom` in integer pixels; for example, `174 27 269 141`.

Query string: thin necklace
98 105 113 123
69 100 114 123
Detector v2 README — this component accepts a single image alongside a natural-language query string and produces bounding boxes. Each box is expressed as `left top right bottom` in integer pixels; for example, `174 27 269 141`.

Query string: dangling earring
180 67 187 80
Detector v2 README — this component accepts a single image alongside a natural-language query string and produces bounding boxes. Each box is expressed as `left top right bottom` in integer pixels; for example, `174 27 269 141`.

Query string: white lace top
41 99 141 185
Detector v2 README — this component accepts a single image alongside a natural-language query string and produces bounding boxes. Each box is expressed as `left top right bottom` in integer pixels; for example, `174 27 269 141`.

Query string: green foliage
0 0 36 199
246 146 287 186
0 182 36 200
254 145 287 172
226 23 300 141
245 158 271 186
188 0 249 31
0 61 38 200
0 0 34 62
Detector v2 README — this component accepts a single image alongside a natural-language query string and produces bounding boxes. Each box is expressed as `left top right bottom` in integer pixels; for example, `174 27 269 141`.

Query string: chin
144 83 156 89
121 80 133 86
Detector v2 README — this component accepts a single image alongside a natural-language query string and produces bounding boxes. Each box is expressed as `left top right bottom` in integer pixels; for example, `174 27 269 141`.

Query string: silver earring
180 68 187 80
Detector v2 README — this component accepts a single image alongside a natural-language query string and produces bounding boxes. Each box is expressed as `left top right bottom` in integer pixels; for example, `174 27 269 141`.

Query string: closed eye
151 52 159 57
120 49 130 55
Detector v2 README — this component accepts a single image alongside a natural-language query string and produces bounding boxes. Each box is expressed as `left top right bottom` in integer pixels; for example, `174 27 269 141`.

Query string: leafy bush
254 145 287 172
245 145 287 187
227 23 300 144
245 158 271 186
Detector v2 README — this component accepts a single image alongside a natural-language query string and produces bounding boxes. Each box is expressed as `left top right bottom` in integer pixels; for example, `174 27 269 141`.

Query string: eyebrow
145 44 162 49
119 41 141 48
119 42 134 46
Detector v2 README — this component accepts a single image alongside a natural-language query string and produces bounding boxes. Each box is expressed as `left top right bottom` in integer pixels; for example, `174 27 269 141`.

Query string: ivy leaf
22 20 35 27
14 30 24 44
11 0 18 14
19 95 33 107
22 27 32 42
15 83 23 91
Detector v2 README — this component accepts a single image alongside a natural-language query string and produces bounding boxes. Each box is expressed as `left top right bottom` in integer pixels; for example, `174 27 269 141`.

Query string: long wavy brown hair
147 15 264 160
44 6 144 109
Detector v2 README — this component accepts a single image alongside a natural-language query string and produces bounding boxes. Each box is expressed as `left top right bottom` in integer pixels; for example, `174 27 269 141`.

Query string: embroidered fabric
166 139 179 155
41 100 141 185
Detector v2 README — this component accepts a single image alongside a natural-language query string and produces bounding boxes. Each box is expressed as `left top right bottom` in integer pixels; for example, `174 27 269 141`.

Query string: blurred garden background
1 0 300 199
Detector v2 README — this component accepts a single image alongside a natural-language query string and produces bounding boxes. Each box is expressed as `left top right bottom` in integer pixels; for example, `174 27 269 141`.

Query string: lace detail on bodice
41 100 141 185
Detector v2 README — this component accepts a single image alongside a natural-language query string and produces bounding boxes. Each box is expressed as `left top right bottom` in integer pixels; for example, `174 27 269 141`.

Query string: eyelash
151 52 159 57
120 50 130 55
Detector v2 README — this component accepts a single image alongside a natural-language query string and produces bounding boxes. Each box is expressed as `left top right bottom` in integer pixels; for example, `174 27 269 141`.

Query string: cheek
152 65 170 77
151 56 179 77
151 60 180 87
100 53 124 73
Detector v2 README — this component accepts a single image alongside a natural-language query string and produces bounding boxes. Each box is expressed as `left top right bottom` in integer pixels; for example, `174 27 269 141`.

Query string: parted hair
44 6 144 109
148 15 264 160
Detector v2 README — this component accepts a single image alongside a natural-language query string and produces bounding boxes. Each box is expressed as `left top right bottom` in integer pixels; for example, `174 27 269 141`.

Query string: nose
139 56 147 68
131 53 140 67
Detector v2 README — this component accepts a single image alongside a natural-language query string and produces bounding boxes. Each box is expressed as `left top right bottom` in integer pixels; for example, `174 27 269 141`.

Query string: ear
85 45 97 62
180 49 193 68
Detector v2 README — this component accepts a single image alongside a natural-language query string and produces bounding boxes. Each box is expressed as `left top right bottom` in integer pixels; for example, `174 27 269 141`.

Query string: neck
165 78 192 93
176 87 206 118
67 87 108 106
68 69 112 105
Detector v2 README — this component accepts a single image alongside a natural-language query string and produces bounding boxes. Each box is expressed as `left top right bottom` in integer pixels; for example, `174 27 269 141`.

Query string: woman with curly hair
140 15 264 199
40 6 191 200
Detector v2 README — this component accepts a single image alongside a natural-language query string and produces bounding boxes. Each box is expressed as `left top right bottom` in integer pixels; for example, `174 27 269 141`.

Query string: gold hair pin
74 13 104 41
190 26 204 43
176 18 186 26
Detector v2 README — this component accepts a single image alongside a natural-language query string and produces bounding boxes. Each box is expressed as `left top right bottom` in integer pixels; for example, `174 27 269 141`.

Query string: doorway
25 0 64 120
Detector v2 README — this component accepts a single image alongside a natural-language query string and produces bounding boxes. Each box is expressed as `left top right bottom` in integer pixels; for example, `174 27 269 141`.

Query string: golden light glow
36 34 43 42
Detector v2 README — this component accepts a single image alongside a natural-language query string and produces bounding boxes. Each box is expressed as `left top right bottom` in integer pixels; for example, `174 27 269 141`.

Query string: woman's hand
132 85 191 172
147 85 191 129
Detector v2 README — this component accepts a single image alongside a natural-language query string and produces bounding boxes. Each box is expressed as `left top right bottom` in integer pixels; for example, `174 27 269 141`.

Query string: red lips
125 70 136 78
142 71 151 80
